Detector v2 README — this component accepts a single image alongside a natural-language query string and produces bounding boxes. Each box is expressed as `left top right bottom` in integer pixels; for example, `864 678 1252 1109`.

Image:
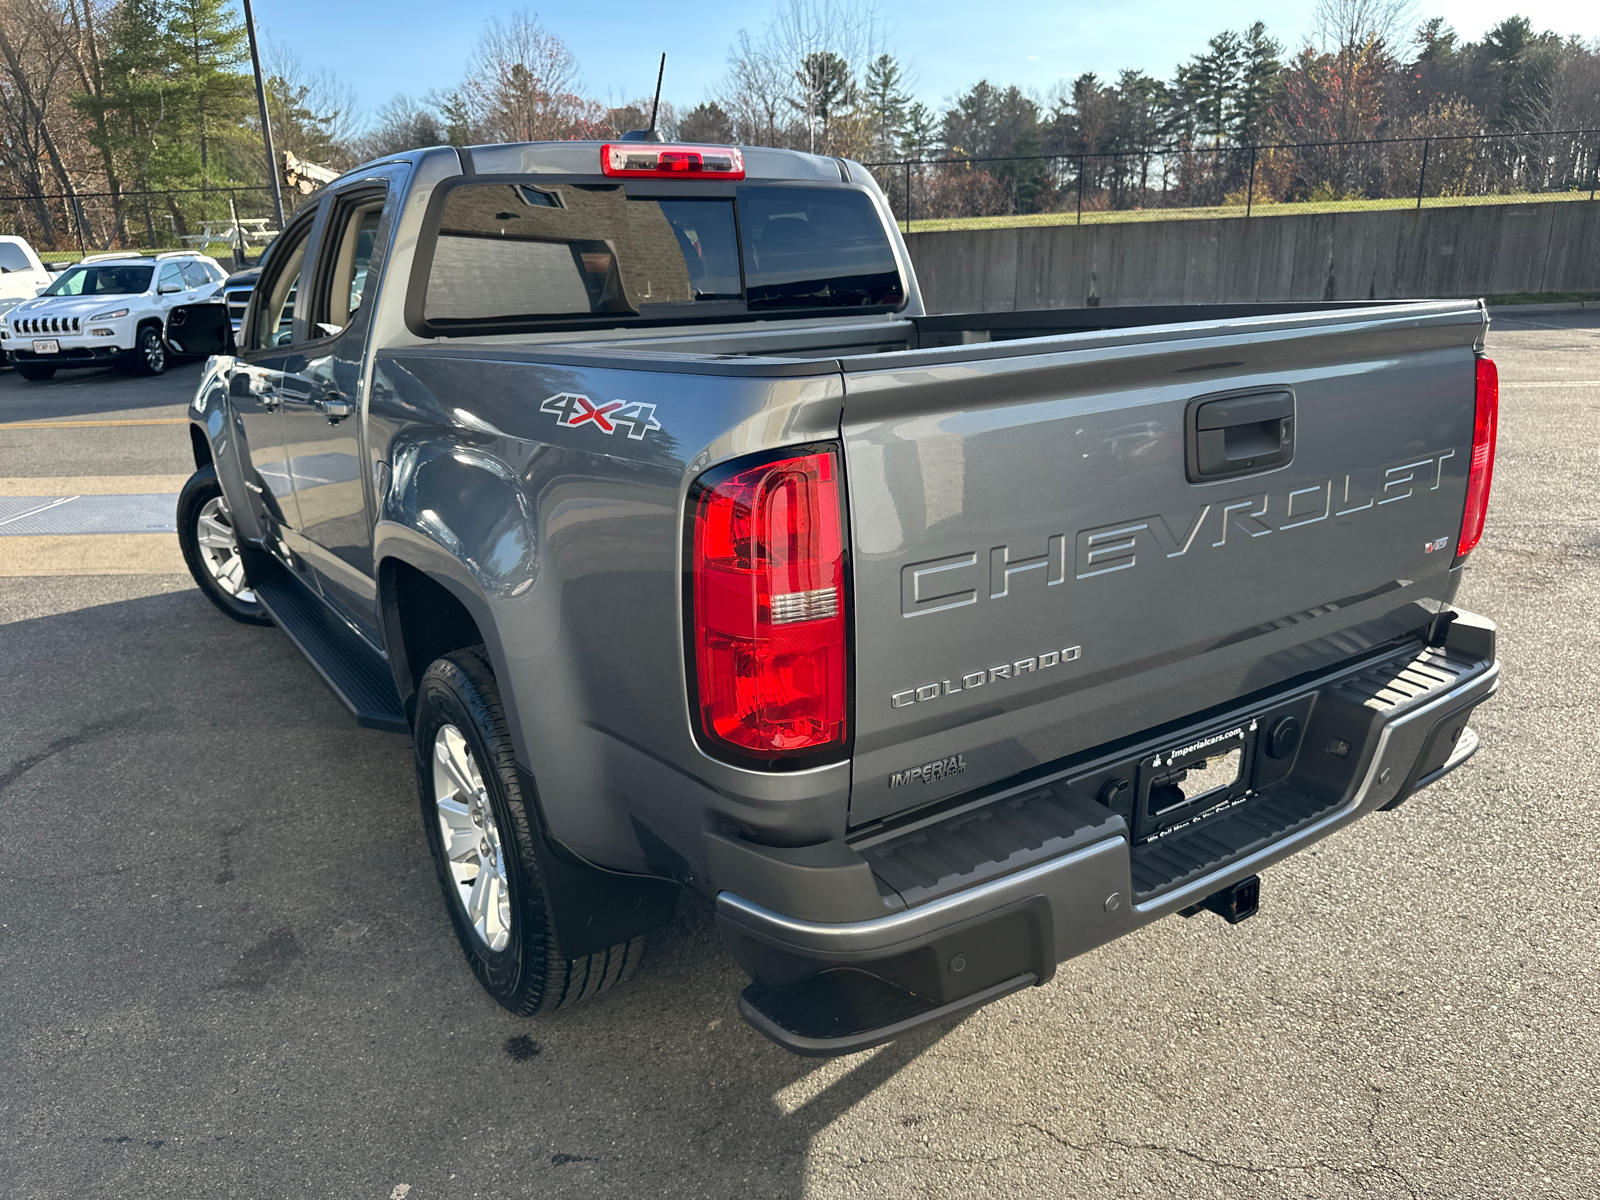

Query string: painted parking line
0 493 177 536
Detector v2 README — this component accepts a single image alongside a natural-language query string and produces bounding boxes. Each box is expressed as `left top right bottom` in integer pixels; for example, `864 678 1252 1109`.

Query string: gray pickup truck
172 138 1501 1055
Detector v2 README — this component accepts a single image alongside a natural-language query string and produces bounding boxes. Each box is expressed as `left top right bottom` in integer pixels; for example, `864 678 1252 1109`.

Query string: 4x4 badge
540 392 662 441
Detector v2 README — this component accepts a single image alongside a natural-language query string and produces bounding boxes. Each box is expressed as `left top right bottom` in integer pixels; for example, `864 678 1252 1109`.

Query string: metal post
1246 146 1257 217
904 160 911 233
71 195 88 256
1077 157 1085 226
1416 138 1430 211
241 0 285 229
1591 133 1598 202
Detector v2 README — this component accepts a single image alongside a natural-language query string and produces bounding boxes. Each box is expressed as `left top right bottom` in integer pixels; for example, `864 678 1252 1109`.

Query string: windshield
44 264 154 297
420 181 902 333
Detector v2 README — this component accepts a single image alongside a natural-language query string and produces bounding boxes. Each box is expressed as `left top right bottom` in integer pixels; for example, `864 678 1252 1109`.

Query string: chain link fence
0 186 305 269
869 129 1600 231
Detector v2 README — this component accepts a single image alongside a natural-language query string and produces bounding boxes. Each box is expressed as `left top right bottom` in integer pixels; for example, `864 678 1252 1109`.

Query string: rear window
418 182 902 333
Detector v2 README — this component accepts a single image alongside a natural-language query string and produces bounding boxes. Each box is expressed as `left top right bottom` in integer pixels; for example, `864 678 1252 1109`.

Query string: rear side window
0 243 33 273
739 187 903 311
417 180 902 334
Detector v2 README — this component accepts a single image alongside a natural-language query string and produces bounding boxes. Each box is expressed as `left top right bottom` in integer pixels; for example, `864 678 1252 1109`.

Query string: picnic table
179 219 278 248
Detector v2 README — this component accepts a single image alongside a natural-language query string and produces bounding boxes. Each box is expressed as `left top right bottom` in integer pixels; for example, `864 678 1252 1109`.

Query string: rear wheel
133 324 166 375
415 648 644 1015
15 363 55 381
177 466 270 624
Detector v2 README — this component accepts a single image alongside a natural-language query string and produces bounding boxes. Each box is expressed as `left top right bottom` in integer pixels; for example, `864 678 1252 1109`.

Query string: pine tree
863 54 910 158
164 0 252 187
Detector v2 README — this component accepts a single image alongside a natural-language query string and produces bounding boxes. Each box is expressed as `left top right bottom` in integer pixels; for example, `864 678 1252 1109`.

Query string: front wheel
15 363 56 381
133 324 166 375
177 466 270 624
415 648 644 1015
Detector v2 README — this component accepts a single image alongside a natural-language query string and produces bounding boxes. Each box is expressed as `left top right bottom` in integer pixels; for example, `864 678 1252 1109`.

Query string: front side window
44 264 154 297
158 262 184 292
418 180 901 333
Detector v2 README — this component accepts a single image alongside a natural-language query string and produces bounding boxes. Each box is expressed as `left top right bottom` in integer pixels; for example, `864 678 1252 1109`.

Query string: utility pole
240 0 284 229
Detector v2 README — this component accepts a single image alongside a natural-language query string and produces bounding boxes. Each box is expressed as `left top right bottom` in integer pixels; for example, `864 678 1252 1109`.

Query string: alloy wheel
432 724 513 952
194 496 256 602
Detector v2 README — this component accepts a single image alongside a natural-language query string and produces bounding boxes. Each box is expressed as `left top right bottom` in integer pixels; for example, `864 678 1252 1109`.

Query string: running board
246 553 408 734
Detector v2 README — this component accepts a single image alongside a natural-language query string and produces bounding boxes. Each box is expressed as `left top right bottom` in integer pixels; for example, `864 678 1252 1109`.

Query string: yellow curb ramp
0 475 189 497
0 533 186 576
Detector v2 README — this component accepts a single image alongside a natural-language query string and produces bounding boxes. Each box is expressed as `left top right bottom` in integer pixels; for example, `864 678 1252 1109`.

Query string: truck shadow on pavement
1 585 958 1199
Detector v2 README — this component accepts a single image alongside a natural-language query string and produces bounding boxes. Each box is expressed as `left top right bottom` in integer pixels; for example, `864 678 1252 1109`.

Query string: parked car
0 235 52 322
170 140 1500 1056
1 250 227 380
222 266 260 337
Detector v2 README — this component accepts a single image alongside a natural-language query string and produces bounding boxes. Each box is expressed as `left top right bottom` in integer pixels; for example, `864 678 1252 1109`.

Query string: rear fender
374 435 535 762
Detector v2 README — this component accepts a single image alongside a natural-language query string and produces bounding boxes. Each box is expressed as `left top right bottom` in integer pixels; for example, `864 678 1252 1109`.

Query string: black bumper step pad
250 559 408 733
1129 784 1337 900
860 783 1123 909
739 968 1036 1057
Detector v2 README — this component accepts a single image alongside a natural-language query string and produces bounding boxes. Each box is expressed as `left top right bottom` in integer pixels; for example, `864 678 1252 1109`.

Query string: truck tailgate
840 303 1485 826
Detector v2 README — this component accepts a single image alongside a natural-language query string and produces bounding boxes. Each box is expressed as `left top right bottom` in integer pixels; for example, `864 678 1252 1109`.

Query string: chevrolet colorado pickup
172 139 1500 1055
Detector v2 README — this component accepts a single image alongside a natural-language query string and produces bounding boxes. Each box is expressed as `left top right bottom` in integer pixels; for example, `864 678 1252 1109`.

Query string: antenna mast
647 54 666 139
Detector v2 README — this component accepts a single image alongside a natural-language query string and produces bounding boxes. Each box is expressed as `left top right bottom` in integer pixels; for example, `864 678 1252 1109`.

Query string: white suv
0 236 53 319
1 251 227 381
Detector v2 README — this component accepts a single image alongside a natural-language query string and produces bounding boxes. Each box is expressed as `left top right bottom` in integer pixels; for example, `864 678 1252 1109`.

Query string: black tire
15 363 56 381
177 465 271 624
415 648 644 1015
133 323 166 375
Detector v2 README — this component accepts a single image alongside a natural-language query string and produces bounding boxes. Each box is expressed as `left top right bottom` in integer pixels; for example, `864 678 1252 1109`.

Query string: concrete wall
905 200 1600 312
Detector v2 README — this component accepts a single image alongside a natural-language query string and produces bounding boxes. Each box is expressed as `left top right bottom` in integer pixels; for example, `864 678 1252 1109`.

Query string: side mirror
165 302 234 356
159 283 181 294
34 286 47 296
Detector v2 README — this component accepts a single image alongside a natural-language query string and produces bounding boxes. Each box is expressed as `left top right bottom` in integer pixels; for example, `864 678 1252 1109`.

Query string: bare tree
457 10 602 143
263 38 362 169
716 0 889 153
1311 0 1416 55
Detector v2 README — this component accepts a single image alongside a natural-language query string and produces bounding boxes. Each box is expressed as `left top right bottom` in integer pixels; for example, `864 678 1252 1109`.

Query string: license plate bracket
1133 720 1259 843
32 339 59 354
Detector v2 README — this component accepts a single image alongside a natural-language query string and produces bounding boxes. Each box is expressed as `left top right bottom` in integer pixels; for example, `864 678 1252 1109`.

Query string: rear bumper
715 611 1499 1055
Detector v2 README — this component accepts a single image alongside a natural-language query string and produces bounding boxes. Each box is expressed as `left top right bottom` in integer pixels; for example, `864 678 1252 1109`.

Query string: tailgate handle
1187 390 1295 483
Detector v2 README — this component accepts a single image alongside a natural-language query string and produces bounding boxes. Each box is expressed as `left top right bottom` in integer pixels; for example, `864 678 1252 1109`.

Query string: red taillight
1457 356 1499 557
690 449 847 760
601 143 745 180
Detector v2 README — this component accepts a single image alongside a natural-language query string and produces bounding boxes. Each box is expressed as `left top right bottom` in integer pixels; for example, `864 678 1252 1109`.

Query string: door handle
1186 390 1295 482
315 393 352 423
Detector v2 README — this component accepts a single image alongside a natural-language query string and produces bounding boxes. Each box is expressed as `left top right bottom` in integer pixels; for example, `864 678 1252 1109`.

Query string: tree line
4 0 1599 250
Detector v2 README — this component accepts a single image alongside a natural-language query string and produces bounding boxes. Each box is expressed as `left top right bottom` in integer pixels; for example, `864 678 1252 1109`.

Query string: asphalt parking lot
2 315 1598 1199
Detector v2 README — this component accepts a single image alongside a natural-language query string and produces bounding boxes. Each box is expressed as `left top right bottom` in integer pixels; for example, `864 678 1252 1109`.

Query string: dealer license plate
32 339 59 354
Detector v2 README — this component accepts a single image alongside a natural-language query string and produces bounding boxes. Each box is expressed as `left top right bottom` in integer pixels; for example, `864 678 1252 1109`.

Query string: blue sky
255 0 1600 126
